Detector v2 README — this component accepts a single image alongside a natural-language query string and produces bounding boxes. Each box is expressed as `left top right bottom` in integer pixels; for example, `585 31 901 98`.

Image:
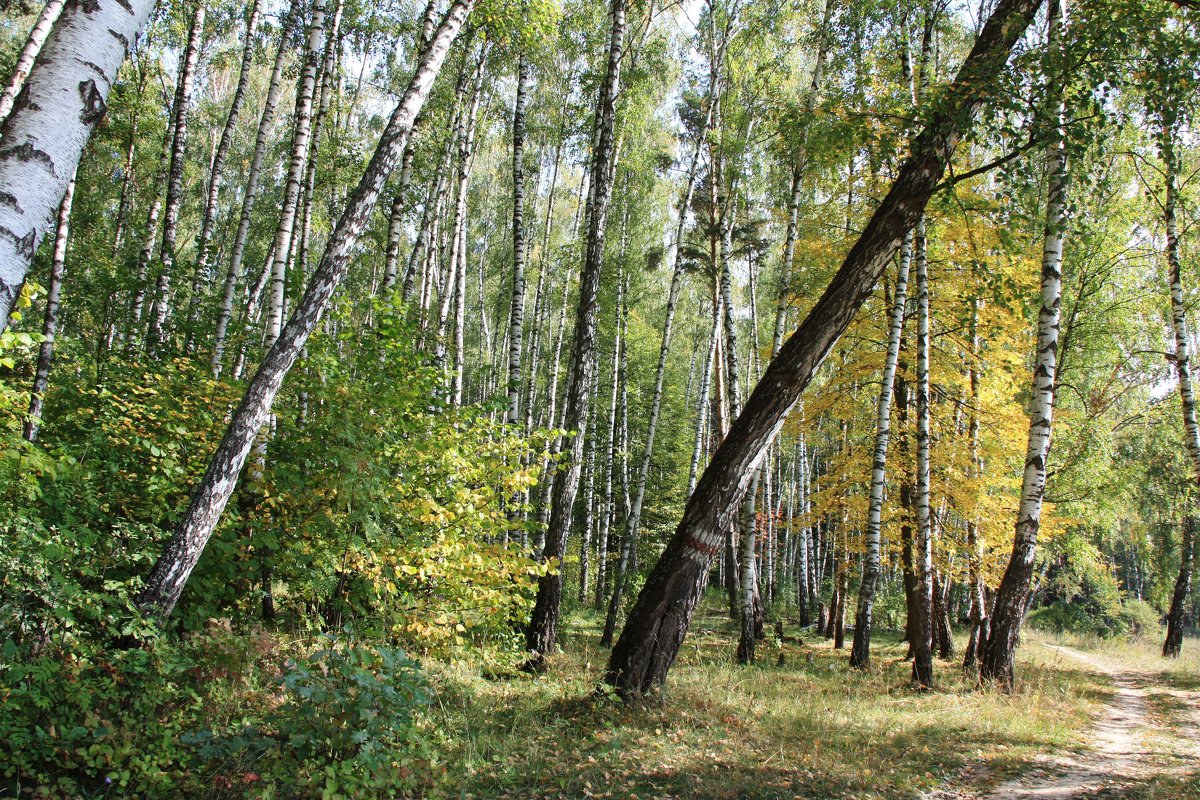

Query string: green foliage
189 633 432 799
0 638 201 798
1027 534 1162 641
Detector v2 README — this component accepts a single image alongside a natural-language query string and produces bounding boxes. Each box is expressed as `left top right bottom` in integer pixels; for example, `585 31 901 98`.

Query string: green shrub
189 635 432 798
0 639 202 798
1118 598 1163 641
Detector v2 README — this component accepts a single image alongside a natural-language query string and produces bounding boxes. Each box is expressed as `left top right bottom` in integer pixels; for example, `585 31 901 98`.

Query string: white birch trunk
982 0 1066 687
0 0 67 129
0 0 158 328
23 171 72 443
849 231 912 668
138 0 476 618
148 3 205 349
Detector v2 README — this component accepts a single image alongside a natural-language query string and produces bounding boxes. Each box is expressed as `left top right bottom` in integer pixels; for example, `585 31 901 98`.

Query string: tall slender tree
525 0 627 668
981 0 1067 688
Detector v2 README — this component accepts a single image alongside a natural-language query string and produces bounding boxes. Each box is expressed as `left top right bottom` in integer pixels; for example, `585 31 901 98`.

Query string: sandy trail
983 645 1151 799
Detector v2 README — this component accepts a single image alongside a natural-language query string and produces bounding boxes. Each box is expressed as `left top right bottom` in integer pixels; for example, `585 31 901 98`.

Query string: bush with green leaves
188 634 433 798
0 638 202 798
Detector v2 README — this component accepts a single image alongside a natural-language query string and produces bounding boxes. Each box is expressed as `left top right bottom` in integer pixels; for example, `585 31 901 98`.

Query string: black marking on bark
0 142 56 176
77 0 101 14
0 282 16 314
0 192 23 215
108 28 130 50
79 80 107 125
18 228 36 259
116 0 134 12
81 61 107 79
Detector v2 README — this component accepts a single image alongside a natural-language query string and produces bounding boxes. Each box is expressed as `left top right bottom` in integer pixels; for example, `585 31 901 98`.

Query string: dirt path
980 645 1152 799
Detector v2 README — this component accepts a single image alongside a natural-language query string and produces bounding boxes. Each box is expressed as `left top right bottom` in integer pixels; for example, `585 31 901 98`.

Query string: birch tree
0 0 159 329
981 0 1068 688
137 0 478 618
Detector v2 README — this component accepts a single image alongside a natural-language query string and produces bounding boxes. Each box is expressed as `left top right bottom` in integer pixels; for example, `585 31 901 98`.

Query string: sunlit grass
420 600 1112 799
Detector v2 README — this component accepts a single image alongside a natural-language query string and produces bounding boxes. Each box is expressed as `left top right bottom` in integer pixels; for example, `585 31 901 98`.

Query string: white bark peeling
0 0 157 328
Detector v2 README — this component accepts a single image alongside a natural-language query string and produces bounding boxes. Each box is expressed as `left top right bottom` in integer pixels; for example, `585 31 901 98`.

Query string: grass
417 599 1113 799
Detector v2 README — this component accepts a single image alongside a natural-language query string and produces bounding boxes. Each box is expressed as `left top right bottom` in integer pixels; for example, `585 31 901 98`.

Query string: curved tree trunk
0 0 159 330
981 0 1066 689
136 0 477 619
605 0 1043 697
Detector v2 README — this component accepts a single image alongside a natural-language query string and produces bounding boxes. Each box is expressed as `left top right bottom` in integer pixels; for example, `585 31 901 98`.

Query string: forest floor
421 601 1200 799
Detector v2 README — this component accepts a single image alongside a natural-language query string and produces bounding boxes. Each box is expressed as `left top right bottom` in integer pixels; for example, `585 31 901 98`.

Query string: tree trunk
850 232 912 669
186 0 263 341
505 52 529 432
0 0 66 128
981 0 1065 689
211 5 296 375
1161 110 1199 658
605 0 1043 697
23 172 72 443
136 0 477 619
148 2 206 350
963 297 988 673
911 216 934 688
525 0 626 669
265 0 326 351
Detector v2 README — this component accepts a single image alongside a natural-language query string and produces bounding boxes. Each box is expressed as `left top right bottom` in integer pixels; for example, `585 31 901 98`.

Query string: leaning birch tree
605 0 1045 697
137 0 478 618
